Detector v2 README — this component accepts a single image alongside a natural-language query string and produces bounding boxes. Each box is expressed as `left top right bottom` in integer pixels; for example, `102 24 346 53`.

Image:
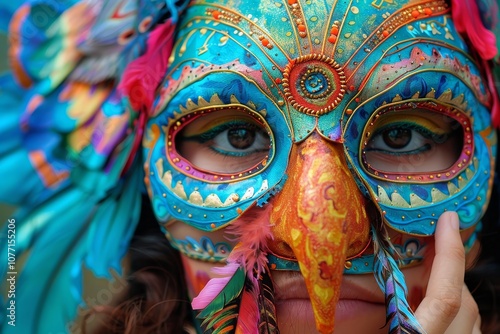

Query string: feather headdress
2 0 500 333
0 0 188 332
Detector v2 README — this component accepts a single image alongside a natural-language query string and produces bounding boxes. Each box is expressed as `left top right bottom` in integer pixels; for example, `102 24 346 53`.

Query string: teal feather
0 1 21 31
197 266 246 320
202 304 239 333
0 161 142 333
198 269 260 334
83 164 143 276
371 225 425 334
12 0 84 93
0 73 71 207
74 0 188 83
0 1 190 333
0 72 26 155
3 189 95 334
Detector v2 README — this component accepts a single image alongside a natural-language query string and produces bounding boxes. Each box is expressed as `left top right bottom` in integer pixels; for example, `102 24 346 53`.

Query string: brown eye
363 108 465 175
382 128 412 149
228 128 255 149
172 108 272 174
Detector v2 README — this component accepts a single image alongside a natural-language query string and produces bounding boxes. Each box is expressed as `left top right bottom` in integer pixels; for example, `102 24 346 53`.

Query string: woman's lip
273 272 387 333
335 299 385 322
273 272 310 300
275 297 385 312
273 271 385 304
274 298 386 332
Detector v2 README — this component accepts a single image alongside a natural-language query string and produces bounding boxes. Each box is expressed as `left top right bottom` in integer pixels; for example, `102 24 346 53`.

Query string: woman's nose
268 131 371 334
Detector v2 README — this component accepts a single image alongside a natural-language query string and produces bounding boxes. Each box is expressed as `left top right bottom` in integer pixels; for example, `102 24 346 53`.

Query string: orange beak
269 132 370 333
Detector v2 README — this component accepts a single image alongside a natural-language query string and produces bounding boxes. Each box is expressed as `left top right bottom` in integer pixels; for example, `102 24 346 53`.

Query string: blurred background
1 33 17 221
0 33 123 331
0 34 6 69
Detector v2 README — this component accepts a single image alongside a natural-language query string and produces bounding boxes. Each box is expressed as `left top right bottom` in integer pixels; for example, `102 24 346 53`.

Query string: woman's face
143 0 496 333
169 217 477 334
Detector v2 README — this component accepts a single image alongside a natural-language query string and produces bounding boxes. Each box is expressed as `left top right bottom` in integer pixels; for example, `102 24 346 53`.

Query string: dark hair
82 198 191 334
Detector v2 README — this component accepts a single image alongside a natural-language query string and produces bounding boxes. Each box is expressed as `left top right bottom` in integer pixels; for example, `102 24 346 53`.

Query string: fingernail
448 211 459 230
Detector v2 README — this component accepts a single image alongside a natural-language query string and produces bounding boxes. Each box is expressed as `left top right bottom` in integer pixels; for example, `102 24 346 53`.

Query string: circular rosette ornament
283 54 347 116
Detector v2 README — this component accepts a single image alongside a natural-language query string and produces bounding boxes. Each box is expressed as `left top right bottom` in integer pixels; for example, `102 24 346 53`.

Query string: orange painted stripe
29 150 69 187
9 5 32 88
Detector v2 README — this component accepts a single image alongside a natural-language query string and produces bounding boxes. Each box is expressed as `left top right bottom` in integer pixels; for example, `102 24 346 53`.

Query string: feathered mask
0 0 499 333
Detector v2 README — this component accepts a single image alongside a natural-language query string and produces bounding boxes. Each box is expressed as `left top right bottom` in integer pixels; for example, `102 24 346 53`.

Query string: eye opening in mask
166 105 274 182
360 100 473 183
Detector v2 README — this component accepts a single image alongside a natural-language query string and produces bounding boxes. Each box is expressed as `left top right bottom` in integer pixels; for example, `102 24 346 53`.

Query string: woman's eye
226 128 255 149
383 128 412 149
186 122 269 156
367 124 444 155
174 110 271 174
212 124 268 154
363 111 464 174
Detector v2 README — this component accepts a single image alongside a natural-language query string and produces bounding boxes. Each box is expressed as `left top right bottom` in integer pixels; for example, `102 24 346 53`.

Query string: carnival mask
143 0 497 332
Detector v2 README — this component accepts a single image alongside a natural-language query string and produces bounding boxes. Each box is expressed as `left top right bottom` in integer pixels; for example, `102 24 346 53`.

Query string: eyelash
185 121 261 143
368 122 450 155
182 120 268 157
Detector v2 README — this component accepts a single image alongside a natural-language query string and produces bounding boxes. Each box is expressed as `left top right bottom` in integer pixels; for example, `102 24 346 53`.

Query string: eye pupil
382 128 411 149
228 128 255 149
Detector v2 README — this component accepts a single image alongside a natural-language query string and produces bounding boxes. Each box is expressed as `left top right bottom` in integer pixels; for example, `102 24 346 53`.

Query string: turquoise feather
371 225 425 334
0 161 142 333
197 268 261 334
202 304 239 333
0 1 190 333
0 1 21 31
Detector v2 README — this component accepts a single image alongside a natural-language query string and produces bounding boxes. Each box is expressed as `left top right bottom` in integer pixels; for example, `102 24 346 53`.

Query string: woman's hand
414 212 481 334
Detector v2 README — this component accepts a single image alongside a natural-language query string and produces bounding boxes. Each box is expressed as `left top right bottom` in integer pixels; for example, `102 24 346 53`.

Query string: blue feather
0 1 23 31
0 1 190 333
0 162 142 333
371 225 426 334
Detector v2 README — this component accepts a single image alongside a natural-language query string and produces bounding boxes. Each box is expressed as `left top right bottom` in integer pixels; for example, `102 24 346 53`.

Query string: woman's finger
443 284 481 334
414 211 465 334
472 312 482 334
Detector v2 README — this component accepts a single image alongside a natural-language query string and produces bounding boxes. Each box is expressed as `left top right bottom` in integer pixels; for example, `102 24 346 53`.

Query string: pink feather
119 19 176 113
118 20 177 174
483 59 500 127
451 0 498 60
192 205 274 311
451 0 500 127
235 279 260 334
226 205 274 275
191 262 240 310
